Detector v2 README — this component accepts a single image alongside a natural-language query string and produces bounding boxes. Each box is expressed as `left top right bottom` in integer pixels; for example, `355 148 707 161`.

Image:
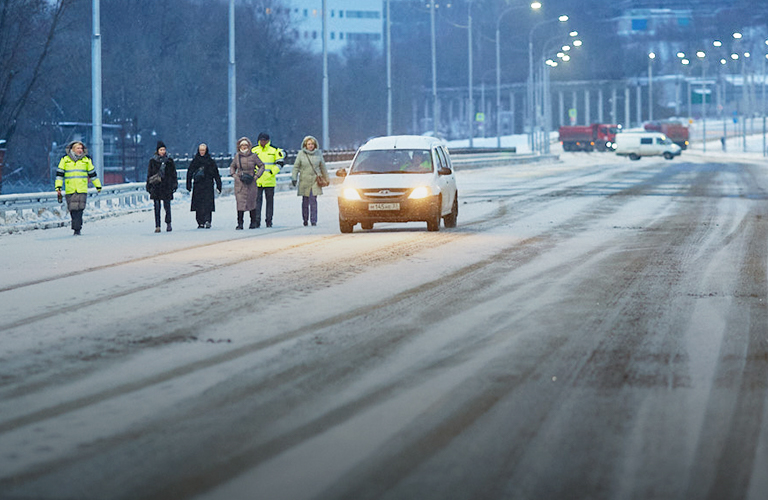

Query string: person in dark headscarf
186 143 222 228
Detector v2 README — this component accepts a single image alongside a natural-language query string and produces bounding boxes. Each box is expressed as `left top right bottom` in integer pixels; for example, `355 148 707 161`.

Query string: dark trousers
196 210 212 226
154 199 172 227
302 193 318 225
70 209 84 231
237 210 257 226
255 186 275 225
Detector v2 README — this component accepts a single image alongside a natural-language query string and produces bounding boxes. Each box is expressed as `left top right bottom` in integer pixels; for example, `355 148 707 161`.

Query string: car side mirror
438 167 452 176
336 168 347 178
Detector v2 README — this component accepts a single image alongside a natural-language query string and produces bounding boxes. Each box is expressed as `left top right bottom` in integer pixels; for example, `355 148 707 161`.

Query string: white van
336 135 458 233
615 132 682 160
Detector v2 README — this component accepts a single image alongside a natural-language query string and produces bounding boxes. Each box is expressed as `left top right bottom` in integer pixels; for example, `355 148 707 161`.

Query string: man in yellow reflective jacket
55 141 102 235
251 132 285 228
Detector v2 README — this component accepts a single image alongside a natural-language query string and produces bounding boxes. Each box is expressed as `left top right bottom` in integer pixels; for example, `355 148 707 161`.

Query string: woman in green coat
291 135 329 226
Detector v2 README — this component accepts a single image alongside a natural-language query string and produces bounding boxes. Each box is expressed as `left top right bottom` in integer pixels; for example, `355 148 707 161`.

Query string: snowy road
1 151 768 499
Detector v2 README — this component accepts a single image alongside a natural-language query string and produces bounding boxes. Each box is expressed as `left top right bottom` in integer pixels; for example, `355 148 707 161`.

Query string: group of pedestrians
54 133 330 235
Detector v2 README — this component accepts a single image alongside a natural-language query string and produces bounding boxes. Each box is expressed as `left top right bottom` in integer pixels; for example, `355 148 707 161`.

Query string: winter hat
257 132 269 142
156 140 166 151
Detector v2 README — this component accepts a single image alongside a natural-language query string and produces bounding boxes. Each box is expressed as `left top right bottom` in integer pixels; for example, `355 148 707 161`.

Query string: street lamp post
648 52 655 122
496 2 541 148
386 0 392 136
528 15 568 154
322 0 330 149
431 2 438 138
540 34 577 155
468 0 473 147
697 51 707 153
228 0 236 156
92 0 103 180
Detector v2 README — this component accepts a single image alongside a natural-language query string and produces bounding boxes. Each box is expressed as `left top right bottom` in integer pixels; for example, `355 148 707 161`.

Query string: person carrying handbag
229 137 265 230
291 135 329 227
146 141 178 233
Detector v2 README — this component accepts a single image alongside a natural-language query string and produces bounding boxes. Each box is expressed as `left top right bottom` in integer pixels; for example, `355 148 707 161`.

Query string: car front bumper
338 195 440 224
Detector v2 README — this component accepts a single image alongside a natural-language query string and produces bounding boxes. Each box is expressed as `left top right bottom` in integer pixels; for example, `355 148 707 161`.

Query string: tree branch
0 0 73 143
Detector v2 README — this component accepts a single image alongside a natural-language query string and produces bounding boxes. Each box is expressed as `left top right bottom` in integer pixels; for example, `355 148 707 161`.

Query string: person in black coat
186 143 222 228
146 140 178 233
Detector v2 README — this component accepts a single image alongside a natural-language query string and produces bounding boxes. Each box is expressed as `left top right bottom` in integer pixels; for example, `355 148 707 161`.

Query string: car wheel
664 152 674 160
629 153 640 161
443 196 458 228
426 200 441 232
339 218 354 233
361 221 374 230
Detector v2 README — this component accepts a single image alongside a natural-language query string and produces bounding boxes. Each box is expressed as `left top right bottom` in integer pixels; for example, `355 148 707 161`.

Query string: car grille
359 188 409 202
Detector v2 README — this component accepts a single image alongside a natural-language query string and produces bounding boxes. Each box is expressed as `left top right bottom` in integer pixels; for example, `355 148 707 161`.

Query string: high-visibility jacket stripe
54 155 102 194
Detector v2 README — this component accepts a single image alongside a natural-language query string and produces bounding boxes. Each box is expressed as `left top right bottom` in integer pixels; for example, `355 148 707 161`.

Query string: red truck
559 123 620 152
644 121 689 150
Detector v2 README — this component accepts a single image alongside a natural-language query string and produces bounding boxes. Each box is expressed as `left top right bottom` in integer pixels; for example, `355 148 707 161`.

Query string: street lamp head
569 31 578 37
562 54 570 62
696 51 705 58
531 1 542 10
562 45 571 51
677 52 685 58
745 52 751 58
682 58 690 65
713 40 722 47
558 15 568 22
649 52 656 59
720 58 727 65
733 32 743 39
731 53 739 60
573 39 582 47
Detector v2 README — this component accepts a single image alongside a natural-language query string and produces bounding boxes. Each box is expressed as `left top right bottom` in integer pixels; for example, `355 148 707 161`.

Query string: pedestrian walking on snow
146 141 178 233
187 143 222 228
229 137 265 230
54 140 102 235
252 132 285 228
291 135 329 226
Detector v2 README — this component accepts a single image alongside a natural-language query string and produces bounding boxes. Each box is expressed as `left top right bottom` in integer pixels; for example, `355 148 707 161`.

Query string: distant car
615 132 682 160
336 135 459 233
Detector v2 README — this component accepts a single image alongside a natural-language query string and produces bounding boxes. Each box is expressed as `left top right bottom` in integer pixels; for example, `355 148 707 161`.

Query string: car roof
358 135 445 151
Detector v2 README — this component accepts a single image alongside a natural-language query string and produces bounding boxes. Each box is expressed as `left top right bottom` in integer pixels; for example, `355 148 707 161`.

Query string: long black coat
146 155 178 200
187 153 222 213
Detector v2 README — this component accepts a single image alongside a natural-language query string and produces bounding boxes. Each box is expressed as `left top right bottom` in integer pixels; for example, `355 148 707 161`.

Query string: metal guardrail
0 152 551 233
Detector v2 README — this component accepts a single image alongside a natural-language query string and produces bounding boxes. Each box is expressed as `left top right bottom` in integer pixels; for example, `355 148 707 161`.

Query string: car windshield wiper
351 170 385 174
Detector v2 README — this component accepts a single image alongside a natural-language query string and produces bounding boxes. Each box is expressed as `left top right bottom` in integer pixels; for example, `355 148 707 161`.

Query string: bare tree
0 0 74 145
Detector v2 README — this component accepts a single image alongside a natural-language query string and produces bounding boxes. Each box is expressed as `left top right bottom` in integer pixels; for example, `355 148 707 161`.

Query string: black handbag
237 156 255 184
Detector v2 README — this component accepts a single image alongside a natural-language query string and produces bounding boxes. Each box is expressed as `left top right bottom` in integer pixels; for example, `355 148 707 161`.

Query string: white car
336 135 459 233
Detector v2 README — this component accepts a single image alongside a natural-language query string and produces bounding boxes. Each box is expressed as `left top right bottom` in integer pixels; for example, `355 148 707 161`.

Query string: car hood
342 173 436 189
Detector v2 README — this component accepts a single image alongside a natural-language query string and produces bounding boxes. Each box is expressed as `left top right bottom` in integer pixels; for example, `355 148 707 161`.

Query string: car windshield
350 149 433 174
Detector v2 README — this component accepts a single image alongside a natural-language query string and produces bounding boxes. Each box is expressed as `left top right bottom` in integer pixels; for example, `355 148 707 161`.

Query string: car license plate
369 203 400 211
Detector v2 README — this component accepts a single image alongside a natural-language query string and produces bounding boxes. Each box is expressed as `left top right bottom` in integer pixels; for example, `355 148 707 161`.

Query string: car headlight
408 186 431 200
342 188 362 201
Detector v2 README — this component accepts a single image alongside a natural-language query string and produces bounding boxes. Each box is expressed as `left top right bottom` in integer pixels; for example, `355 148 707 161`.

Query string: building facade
285 0 384 53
